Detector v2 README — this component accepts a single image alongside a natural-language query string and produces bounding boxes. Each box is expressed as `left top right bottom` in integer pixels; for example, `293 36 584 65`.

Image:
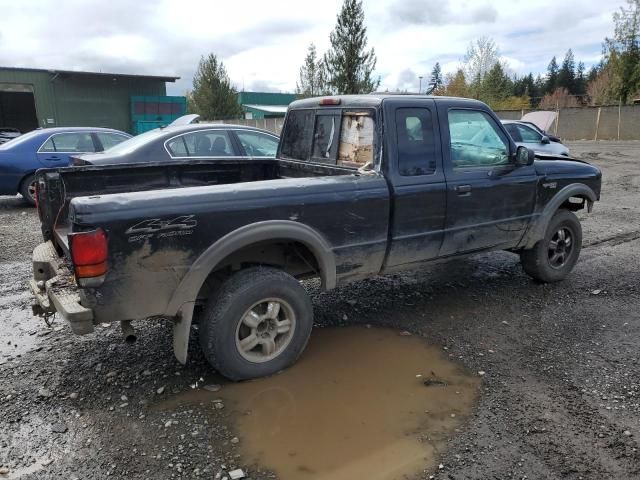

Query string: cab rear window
280 110 314 161
280 108 375 168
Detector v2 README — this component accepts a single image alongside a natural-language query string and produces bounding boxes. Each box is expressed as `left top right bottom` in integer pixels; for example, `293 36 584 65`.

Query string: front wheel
520 209 582 282
199 266 313 381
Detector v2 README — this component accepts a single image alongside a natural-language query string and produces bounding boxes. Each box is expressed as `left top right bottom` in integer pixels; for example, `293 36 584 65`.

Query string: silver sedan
502 120 570 156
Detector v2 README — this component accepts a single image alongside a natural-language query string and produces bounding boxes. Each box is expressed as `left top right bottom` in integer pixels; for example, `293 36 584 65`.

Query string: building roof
0 66 179 82
242 104 289 114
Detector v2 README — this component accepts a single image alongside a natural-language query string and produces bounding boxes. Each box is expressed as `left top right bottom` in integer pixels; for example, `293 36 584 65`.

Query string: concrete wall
494 105 640 141
211 105 640 140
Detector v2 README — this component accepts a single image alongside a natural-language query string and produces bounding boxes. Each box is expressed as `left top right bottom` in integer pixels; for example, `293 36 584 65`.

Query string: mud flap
172 302 195 365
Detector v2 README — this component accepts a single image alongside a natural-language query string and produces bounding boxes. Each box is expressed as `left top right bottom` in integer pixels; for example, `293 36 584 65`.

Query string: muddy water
164 327 480 479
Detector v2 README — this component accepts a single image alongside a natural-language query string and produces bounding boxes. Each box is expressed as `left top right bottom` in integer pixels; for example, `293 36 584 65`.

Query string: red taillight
319 98 341 105
69 228 108 278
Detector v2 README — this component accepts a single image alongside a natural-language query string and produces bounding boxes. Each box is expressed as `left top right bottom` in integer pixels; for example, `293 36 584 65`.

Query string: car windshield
101 128 166 154
0 129 42 149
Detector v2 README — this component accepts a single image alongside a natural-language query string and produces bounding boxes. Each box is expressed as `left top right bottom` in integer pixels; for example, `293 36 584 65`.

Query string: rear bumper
31 241 95 335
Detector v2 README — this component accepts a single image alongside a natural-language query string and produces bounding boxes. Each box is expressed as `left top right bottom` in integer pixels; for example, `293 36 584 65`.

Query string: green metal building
237 91 297 119
0 67 180 133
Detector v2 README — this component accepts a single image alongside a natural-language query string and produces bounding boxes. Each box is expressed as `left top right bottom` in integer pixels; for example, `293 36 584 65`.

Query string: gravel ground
0 140 639 479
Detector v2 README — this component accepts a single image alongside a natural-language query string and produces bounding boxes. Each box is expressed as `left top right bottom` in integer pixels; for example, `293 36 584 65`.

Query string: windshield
101 128 166 154
0 130 42 149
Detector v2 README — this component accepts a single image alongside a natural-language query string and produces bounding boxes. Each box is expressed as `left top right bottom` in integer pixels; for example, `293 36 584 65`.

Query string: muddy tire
199 266 313 381
521 209 582 282
19 174 37 206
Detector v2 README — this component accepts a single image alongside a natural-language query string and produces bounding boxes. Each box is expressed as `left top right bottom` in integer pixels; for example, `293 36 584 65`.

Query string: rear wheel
520 209 582 282
19 174 37 206
199 266 313 381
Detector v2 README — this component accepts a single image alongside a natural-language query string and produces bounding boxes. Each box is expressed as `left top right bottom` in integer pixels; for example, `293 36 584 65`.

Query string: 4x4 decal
126 215 197 242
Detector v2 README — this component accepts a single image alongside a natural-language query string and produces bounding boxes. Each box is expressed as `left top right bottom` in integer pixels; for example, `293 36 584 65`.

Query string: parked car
30 95 601 381
0 127 22 145
73 124 280 166
501 120 570 156
518 121 562 143
0 127 131 205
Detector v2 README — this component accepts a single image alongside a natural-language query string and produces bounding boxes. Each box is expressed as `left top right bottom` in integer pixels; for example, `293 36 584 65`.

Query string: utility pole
418 76 423 94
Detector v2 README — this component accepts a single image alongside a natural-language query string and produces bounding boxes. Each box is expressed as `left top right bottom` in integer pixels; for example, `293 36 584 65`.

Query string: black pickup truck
30 95 602 380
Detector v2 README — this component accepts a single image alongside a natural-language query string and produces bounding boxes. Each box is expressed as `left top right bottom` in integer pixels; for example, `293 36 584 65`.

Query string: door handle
45 156 60 160
455 184 472 195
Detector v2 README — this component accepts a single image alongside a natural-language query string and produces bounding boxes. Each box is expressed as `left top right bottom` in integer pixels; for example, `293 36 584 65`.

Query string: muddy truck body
30 95 602 380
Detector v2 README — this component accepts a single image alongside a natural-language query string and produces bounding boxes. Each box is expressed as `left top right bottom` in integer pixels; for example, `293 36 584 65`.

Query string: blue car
0 127 131 205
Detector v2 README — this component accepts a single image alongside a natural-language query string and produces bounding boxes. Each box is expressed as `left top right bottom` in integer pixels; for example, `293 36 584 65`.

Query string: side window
40 137 56 152
280 110 314 160
395 108 437 176
504 123 522 142
96 132 129 151
516 124 542 143
448 110 509 168
168 131 234 157
311 114 340 162
235 130 279 157
39 133 96 152
166 136 188 157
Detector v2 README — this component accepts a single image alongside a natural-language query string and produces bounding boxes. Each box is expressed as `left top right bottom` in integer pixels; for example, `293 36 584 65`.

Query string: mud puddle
161 327 480 479
0 304 45 360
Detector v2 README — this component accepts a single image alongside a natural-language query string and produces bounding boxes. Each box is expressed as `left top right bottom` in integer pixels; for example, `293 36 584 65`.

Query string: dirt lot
1 140 639 479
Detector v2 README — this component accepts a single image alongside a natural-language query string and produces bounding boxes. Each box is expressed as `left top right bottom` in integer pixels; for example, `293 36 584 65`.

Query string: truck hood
534 157 601 180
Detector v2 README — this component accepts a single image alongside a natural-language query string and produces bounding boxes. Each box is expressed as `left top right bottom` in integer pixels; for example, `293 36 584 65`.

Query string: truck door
382 99 447 270
439 107 537 256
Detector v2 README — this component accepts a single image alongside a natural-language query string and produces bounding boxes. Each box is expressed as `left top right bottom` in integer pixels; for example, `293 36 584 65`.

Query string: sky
0 0 626 95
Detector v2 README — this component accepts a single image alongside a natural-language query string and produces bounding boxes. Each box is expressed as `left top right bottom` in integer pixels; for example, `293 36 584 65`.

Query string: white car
502 120 570 156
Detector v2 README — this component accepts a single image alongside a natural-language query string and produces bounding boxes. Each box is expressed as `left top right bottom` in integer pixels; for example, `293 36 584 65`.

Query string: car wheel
520 209 582 282
19 174 37 206
199 266 313 381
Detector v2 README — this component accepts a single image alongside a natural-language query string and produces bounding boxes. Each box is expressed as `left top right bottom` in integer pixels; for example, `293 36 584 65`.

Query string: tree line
424 0 639 110
188 0 640 118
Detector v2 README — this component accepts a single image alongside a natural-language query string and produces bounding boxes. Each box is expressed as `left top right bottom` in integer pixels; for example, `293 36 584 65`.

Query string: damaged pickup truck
30 95 602 380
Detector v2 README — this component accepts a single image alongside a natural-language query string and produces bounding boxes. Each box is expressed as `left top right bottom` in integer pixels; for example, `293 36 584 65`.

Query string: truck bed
35 158 356 252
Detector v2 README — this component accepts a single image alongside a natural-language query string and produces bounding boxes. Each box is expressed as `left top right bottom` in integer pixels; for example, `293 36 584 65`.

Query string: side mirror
515 146 535 167
540 135 550 144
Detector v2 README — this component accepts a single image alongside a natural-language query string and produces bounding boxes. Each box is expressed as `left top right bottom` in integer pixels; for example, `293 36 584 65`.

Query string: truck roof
289 94 488 110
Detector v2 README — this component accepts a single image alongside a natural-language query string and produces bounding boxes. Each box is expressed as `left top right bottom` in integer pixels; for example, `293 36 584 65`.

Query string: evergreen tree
558 49 576 93
296 43 328 97
482 63 512 102
533 75 546 106
604 0 640 102
428 62 444 93
546 56 559 94
189 54 242 120
324 0 380 94
469 72 483 99
513 73 538 104
575 61 587 96
526 73 540 99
